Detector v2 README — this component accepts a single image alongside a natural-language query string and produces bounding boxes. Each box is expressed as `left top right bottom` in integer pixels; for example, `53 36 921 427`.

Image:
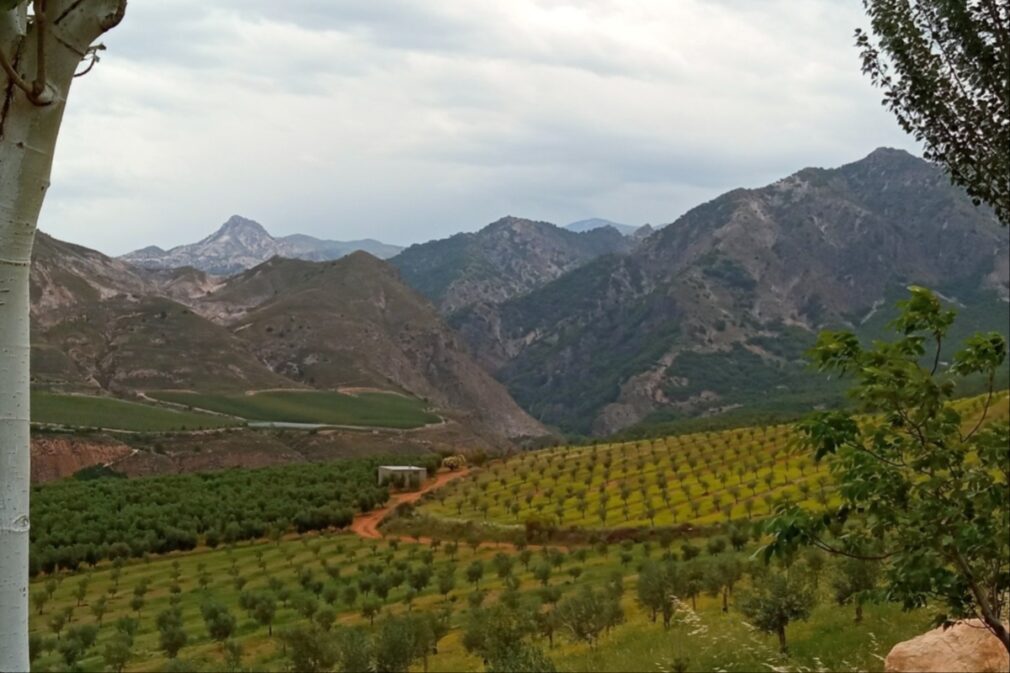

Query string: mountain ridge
390 215 634 314
32 237 547 442
565 218 640 236
452 148 1010 435
120 215 404 275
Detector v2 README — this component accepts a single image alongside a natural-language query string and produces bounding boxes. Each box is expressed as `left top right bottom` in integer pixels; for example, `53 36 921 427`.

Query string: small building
377 465 427 486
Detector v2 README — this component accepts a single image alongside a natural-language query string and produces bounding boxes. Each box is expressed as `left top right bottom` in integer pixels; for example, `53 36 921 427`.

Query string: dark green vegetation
856 0 1009 224
769 287 1010 652
147 390 440 429
30 391 239 432
30 456 431 575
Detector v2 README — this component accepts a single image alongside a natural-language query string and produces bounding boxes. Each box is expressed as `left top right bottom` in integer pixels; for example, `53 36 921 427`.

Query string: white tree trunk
0 3 125 669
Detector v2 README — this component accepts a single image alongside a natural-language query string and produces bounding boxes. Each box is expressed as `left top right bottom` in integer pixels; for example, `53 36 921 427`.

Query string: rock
885 619 1009 673
31 436 133 482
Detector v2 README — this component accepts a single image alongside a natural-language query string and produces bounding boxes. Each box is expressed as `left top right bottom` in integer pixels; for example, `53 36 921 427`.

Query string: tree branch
961 373 994 442
0 41 33 98
31 0 46 100
812 537 894 561
950 546 1010 650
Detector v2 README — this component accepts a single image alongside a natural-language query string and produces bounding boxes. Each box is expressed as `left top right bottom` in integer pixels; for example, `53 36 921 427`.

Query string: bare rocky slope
30 235 547 443
452 149 1010 435
121 215 403 275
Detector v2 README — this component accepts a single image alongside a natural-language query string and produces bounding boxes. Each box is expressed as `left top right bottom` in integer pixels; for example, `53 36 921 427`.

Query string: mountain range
390 216 634 314
452 148 1009 434
32 147 1010 442
121 215 403 275
30 235 546 442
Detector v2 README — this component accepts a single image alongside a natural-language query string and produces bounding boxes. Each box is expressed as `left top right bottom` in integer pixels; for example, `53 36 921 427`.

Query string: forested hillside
453 149 1010 434
391 216 633 314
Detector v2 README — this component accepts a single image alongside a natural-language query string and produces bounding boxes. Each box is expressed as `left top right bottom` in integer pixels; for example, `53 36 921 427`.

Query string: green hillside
148 390 440 429
30 392 239 432
416 392 1009 534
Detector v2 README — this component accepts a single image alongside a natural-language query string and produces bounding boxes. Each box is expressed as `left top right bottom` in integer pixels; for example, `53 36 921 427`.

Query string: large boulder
885 620 1009 673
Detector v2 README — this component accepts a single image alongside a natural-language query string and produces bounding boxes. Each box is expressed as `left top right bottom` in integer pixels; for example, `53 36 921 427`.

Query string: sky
40 0 921 256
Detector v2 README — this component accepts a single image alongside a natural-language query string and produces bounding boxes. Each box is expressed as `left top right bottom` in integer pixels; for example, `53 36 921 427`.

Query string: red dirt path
349 469 470 540
348 468 570 552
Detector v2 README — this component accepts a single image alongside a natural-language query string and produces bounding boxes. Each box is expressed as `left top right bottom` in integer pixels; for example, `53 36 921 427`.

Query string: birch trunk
0 3 125 670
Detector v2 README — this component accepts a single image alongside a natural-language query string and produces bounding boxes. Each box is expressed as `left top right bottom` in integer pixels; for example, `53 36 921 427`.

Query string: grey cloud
40 0 918 255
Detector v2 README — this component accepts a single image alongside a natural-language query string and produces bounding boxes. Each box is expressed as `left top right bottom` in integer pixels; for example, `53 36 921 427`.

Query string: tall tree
767 287 1010 653
0 2 126 670
856 0 1009 223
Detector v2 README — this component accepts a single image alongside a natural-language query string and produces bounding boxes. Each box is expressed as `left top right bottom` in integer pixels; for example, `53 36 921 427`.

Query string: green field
27 530 931 672
30 392 239 432
24 393 1006 672
148 390 440 429
417 392 1010 534
421 422 828 532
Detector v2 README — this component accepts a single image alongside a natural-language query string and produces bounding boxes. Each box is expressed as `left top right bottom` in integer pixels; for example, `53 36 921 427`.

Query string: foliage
831 557 880 622
555 585 624 648
766 286 1010 651
29 457 408 573
856 0 1009 223
486 641 557 673
637 560 686 628
280 626 338 672
738 567 816 653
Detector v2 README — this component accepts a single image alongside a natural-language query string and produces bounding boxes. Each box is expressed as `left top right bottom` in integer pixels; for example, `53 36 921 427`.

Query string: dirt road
349 469 470 540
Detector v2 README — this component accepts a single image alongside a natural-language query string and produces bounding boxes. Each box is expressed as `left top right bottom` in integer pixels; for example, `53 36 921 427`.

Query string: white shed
377 465 427 486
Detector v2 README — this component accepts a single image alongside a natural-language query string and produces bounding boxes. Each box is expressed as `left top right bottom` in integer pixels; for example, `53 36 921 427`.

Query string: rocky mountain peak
391 215 634 313
215 215 272 239
484 215 549 234
120 216 402 276
453 148 1008 436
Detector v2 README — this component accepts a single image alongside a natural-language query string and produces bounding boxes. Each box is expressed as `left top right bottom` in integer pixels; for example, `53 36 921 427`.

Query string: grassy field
417 392 1010 533
422 422 828 531
27 530 931 672
25 393 1005 671
30 392 239 432
148 390 441 429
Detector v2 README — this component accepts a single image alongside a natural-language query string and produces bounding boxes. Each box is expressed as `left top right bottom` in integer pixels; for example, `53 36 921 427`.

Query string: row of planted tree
28 454 442 576
28 524 882 672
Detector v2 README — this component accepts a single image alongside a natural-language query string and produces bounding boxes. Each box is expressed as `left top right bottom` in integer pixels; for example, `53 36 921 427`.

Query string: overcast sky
41 0 919 255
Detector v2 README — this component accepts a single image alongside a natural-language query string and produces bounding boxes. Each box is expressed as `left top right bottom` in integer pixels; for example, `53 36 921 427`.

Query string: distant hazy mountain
121 215 403 276
565 218 640 236
391 215 633 314
454 148 1010 435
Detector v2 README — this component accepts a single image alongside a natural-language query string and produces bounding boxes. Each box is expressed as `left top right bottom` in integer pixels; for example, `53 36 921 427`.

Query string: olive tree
0 1 126 669
831 557 880 623
737 568 816 654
